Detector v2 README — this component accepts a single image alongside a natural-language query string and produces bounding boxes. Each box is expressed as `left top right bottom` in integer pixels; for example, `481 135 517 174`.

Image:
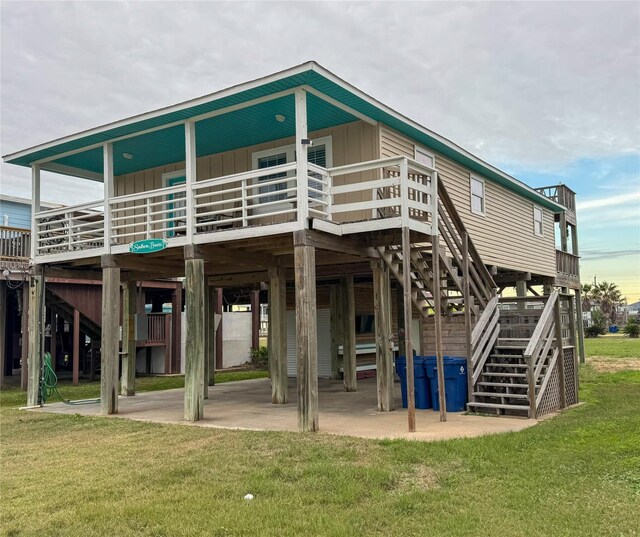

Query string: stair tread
481 372 527 378
467 402 530 411
473 391 529 399
485 362 528 369
477 381 529 388
489 353 525 359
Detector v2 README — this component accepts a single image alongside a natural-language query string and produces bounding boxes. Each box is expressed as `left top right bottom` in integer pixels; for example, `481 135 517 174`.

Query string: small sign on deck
129 238 167 254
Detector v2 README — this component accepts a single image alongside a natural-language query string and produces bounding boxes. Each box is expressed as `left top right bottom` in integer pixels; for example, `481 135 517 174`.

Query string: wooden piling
184 254 205 421
268 266 287 404
100 259 120 414
342 274 357 392
294 238 318 432
372 259 394 411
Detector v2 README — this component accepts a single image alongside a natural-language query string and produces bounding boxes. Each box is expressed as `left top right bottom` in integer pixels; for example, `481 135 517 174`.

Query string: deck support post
268 266 287 404
100 257 120 414
184 247 205 421
171 282 182 373
462 231 474 404
402 227 416 431
516 280 527 312
431 232 447 423
372 259 394 411
205 284 217 391
20 284 29 391
72 308 80 385
294 89 309 228
554 297 566 409
0 283 6 389
342 275 357 392
215 288 223 369
26 265 45 407
294 233 318 432
251 290 260 352
575 288 586 364
329 283 343 380
103 144 113 252
121 281 136 396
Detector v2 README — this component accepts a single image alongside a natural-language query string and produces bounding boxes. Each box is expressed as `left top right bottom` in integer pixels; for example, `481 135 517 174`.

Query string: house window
414 146 435 168
251 136 333 204
470 176 485 215
534 206 543 236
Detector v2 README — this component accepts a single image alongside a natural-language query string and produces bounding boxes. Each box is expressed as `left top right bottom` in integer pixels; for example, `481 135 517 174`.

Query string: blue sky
505 154 640 302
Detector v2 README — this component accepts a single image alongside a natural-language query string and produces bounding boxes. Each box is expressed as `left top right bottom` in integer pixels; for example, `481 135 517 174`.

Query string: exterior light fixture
122 152 134 160
275 114 286 123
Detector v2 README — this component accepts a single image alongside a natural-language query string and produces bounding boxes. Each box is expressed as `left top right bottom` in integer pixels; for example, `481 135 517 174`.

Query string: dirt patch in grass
589 357 640 372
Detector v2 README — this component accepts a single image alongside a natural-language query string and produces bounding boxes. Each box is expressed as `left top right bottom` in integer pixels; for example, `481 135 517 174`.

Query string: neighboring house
2 62 583 430
0 195 186 389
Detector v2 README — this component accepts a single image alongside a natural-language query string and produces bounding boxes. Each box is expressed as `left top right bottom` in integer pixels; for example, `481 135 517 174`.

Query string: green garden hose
41 352 100 405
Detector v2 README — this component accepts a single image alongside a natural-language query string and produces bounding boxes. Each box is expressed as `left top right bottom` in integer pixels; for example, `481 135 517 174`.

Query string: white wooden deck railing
0 226 31 259
32 156 436 261
35 200 105 260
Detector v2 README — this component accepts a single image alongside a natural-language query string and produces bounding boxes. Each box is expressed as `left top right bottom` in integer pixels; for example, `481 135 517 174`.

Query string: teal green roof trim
3 61 563 212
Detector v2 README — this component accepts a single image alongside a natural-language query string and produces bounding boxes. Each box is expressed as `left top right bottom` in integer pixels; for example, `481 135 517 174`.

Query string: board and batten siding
114 120 378 197
379 126 556 277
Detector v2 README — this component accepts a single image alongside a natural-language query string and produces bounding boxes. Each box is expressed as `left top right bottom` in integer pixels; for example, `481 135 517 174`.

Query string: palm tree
581 283 593 311
597 281 623 325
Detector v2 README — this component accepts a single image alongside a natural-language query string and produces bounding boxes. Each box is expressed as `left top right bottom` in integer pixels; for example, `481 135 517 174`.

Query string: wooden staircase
468 291 565 418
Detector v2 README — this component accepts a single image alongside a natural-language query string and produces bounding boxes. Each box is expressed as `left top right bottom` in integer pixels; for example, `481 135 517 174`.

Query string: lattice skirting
537 359 561 417
564 347 578 406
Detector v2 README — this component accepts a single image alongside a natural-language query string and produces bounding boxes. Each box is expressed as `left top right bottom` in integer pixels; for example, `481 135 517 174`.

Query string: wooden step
473 391 528 400
485 362 528 369
477 381 529 389
467 401 530 411
481 372 527 378
489 353 525 359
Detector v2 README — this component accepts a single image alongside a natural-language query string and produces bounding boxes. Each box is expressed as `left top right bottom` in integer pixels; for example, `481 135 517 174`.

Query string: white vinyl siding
470 176 485 216
533 206 543 236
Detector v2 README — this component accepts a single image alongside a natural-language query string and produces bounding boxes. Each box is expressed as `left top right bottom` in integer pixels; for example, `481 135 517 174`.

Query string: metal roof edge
2 61 317 163
307 63 566 213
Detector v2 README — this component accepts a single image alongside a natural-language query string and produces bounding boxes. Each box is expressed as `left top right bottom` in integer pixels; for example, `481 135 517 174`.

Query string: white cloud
577 191 640 211
1 1 639 203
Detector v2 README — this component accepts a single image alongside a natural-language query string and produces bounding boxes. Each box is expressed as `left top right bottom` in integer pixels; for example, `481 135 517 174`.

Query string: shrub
586 310 608 338
622 319 640 338
250 345 269 369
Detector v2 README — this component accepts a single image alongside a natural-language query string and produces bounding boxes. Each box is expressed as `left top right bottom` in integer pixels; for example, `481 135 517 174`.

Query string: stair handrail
436 181 497 301
523 290 559 418
469 296 500 385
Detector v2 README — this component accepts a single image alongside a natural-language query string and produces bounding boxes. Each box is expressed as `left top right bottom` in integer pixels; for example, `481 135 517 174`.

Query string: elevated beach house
3 62 583 432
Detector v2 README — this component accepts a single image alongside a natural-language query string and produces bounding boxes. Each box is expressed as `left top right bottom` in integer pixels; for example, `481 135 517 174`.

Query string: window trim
251 135 334 171
414 145 435 168
469 174 486 216
533 205 544 237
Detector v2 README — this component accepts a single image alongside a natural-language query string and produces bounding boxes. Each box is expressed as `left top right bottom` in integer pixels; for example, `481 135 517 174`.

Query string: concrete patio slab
33 378 538 441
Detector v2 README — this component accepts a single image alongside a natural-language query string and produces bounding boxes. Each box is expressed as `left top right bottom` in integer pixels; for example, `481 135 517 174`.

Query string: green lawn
584 334 640 359
1 354 639 535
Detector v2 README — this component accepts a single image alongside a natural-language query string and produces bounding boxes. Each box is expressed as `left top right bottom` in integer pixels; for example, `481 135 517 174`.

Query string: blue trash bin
424 356 468 412
396 356 431 409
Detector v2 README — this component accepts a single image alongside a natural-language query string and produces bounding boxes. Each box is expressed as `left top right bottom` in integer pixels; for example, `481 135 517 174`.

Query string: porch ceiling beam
302 85 377 126
40 162 104 182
